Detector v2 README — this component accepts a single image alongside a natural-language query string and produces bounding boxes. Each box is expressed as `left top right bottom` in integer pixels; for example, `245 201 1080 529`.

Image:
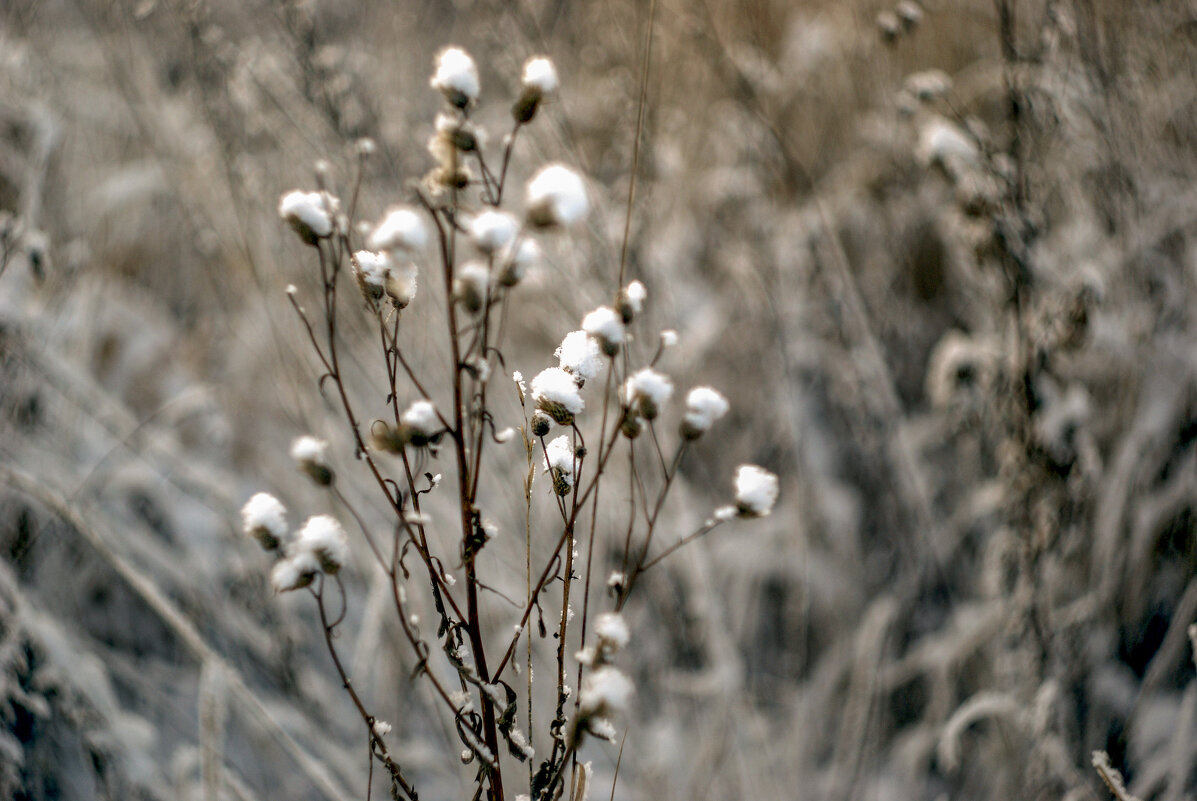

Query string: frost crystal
297 514 350 574
531 367 584 424
526 164 589 227
682 386 730 439
470 210 520 255
623 367 674 420
581 306 625 356
368 206 428 255
579 666 633 717
431 46 480 107
401 399 441 437
279 190 334 244
522 56 559 95
241 492 287 551
734 465 779 518
556 330 603 382
271 549 320 593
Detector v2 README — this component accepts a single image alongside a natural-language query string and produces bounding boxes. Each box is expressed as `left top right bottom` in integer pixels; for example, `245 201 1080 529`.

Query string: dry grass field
2 1 1197 800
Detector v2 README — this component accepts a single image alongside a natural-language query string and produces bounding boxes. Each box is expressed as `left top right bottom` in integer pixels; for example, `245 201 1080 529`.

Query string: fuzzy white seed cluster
470 210 520 255
579 665 634 721
682 386 730 439
544 434 577 496
241 492 288 551
734 464 779 518
623 367 673 420
531 367 584 425
526 164 589 228
279 190 335 245
401 399 441 437
581 306 625 356
368 206 428 256
291 435 333 486
556 330 602 383
431 46 480 108
513 55 559 123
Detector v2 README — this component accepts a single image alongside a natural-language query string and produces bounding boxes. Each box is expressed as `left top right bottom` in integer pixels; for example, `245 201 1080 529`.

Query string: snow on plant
250 46 776 801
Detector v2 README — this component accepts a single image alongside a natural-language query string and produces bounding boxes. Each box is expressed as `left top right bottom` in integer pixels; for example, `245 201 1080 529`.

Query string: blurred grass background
3 1 1197 799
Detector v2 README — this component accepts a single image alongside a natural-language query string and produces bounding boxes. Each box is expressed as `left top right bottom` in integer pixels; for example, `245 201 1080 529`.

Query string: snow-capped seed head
556 330 603 384
581 306 625 357
606 571 626 596
453 260 490 314
470 210 520 255
593 612 630 659
498 237 539 287
513 371 527 403
353 250 390 303
401 399 442 445
660 329 679 348
579 666 633 718
526 164 589 228
372 720 392 739
531 367 584 425
431 46 480 108
623 367 674 420
734 465 779 518
620 412 643 440
435 112 482 153
367 206 428 256
522 56 559 96
544 435 576 496
291 435 333 486
513 56 559 123
681 386 730 440
270 549 321 593
297 514 350 574
241 492 288 551
897 0 924 29
530 410 553 437
617 280 647 323
385 261 419 308
279 190 334 245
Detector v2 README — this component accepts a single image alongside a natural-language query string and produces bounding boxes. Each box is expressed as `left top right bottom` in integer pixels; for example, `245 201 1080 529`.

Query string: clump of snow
526 164 589 228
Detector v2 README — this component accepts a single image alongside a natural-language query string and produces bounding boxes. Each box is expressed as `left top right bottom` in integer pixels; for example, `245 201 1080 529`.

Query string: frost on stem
297 514 350 574
544 434 576 496
681 386 730 440
279 190 335 246
733 465 779 518
531 367 584 425
581 306 625 357
556 330 602 385
430 46 480 108
367 206 428 256
291 435 333 486
526 164 589 228
469 210 520 255
623 367 673 421
513 55 558 123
